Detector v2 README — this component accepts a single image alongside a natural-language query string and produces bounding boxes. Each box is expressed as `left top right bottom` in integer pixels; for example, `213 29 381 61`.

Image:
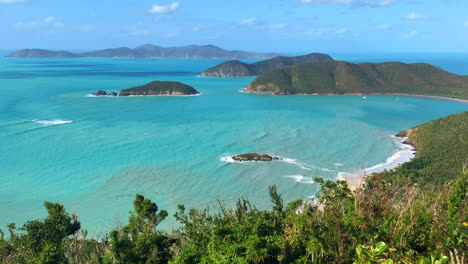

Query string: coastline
241 89 468 103
339 135 417 191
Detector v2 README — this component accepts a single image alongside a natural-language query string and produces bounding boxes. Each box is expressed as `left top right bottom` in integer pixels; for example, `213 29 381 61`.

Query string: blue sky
1 0 468 52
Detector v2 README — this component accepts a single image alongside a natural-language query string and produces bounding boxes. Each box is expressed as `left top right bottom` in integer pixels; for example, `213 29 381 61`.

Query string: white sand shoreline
339 135 416 191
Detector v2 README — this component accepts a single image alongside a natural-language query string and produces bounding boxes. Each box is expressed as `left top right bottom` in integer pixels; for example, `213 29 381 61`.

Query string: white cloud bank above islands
149 2 180 14
0 0 24 3
299 0 396 7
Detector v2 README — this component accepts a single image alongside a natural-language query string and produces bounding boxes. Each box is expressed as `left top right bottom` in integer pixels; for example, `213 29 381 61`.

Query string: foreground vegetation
246 61 468 100
1 112 467 264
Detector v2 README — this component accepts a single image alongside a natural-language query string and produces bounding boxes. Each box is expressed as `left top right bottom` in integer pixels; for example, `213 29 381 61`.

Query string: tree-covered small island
92 81 200 97
232 153 281 162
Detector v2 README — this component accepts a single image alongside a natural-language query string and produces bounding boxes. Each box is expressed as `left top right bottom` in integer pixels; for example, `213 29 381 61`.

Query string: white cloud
336 28 348 33
0 0 24 3
43 16 56 23
401 30 417 38
307 27 330 34
16 17 64 31
15 21 39 30
407 12 426 20
270 23 285 30
149 2 180 14
300 0 396 7
240 18 256 25
376 24 390 29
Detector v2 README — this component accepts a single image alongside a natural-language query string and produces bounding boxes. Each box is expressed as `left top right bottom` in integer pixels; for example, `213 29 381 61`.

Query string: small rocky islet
232 153 281 162
92 81 199 97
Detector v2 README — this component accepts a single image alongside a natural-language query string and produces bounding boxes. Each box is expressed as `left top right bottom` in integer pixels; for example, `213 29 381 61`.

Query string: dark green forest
1 112 466 264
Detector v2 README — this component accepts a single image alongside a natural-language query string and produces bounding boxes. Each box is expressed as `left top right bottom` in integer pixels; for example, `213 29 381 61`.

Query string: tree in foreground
104 194 176 264
0 202 80 264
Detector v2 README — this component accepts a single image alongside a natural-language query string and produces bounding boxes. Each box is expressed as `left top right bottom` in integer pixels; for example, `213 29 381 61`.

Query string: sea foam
32 119 73 126
338 135 415 179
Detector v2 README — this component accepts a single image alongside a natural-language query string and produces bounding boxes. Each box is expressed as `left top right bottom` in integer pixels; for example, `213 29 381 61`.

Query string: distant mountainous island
92 81 199 96
246 61 468 100
200 53 333 77
6 44 279 59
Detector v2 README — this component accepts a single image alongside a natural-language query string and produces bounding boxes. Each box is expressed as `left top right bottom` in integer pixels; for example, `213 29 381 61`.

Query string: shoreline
241 89 468 103
339 135 417 191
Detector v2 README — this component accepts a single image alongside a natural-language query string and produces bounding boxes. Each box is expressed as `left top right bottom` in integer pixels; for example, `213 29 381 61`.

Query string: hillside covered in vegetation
119 81 199 96
246 61 468 100
200 53 333 77
0 112 466 264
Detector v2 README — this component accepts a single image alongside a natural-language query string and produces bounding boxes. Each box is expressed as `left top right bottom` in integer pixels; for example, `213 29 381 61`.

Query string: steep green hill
200 53 333 77
382 111 468 186
246 61 468 100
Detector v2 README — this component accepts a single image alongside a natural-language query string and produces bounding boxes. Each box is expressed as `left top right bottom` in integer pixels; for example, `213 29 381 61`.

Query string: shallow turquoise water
0 53 467 235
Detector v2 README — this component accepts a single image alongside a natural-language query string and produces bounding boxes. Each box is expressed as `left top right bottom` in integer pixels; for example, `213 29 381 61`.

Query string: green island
232 153 281 162
6 44 278 59
246 61 468 100
92 81 199 97
1 111 466 264
200 53 333 77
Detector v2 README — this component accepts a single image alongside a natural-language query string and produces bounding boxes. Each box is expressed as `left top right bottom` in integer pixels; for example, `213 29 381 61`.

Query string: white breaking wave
338 135 415 179
220 156 236 163
334 163 344 167
283 175 315 184
221 154 333 173
32 119 73 127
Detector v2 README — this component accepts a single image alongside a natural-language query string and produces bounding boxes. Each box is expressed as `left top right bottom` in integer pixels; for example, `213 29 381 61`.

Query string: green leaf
375 242 388 254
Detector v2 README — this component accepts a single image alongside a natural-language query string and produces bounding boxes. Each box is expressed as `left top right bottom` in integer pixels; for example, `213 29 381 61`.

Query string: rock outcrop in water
245 61 468 100
92 81 199 97
6 44 279 59
92 90 107 96
232 153 280 162
201 53 334 77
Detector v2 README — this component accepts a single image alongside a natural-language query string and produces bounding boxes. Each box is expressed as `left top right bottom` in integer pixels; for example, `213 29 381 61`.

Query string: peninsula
201 53 333 77
245 61 468 100
6 44 279 59
92 81 199 96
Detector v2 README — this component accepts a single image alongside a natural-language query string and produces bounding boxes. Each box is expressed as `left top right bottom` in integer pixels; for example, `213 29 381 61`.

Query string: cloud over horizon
149 2 180 14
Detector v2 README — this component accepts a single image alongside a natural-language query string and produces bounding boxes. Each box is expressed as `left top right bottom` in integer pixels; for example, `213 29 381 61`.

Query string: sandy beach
339 135 417 191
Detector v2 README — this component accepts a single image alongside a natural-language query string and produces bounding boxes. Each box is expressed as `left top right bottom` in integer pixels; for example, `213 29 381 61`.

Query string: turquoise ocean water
0 52 467 235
